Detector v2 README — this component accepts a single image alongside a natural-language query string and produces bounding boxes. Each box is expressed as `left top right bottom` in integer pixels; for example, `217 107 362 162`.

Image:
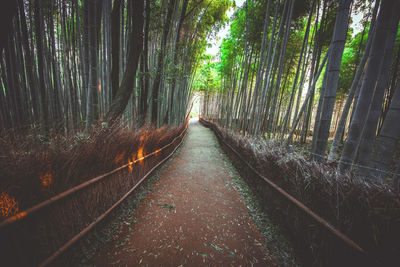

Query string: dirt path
93 119 274 266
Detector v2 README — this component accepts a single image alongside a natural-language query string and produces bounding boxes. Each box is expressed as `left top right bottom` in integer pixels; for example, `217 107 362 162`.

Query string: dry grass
202 119 400 267
0 123 182 212
0 122 186 266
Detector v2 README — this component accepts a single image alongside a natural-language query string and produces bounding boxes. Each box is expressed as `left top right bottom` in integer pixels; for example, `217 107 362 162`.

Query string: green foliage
193 54 221 93
183 0 234 74
217 0 312 83
337 25 369 98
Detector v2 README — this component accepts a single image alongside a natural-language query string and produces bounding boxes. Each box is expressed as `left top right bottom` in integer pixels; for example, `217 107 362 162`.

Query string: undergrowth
201 118 400 267
0 122 183 218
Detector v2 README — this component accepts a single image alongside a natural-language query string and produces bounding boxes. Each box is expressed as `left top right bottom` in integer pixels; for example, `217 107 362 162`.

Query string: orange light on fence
128 158 134 173
14 211 26 220
154 149 161 155
2 210 27 224
137 146 144 162
0 192 19 218
40 172 53 187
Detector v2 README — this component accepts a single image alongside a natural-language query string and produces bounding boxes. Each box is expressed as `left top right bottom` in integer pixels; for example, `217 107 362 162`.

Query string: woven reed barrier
0 122 188 267
200 118 399 267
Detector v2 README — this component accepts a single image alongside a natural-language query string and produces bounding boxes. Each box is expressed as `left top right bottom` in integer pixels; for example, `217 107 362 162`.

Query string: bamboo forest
1 0 400 266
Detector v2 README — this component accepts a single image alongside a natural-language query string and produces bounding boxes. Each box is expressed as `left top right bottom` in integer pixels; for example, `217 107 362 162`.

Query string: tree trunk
267 0 295 138
106 0 144 121
253 0 281 135
369 74 400 182
111 0 121 99
327 0 379 161
164 0 189 125
356 7 400 168
0 0 18 54
339 0 397 172
281 0 316 138
313 0 352 158
248 0 271 135
34 0 49 133
139 0 151 125
151 0 176 126
286 48 330 145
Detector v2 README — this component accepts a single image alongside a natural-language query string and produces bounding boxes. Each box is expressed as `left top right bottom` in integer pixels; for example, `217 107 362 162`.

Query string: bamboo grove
199 0 400 187
0 0 232 133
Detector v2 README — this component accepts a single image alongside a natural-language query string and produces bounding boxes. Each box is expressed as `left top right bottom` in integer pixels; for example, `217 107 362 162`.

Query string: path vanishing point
93 119 274 266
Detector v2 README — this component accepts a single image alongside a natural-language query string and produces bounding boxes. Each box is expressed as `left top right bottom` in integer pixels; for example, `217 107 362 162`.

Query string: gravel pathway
93 120 274 266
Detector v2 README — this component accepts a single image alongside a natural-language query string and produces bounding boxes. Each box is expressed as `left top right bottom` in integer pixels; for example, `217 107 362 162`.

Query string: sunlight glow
40 172 53 187
0 192 19 218
137 146 144 162
128 158 134 173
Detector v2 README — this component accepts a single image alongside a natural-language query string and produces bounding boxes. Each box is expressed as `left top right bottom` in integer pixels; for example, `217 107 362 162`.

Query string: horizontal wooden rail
199 118 365 254
0 123 188 228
